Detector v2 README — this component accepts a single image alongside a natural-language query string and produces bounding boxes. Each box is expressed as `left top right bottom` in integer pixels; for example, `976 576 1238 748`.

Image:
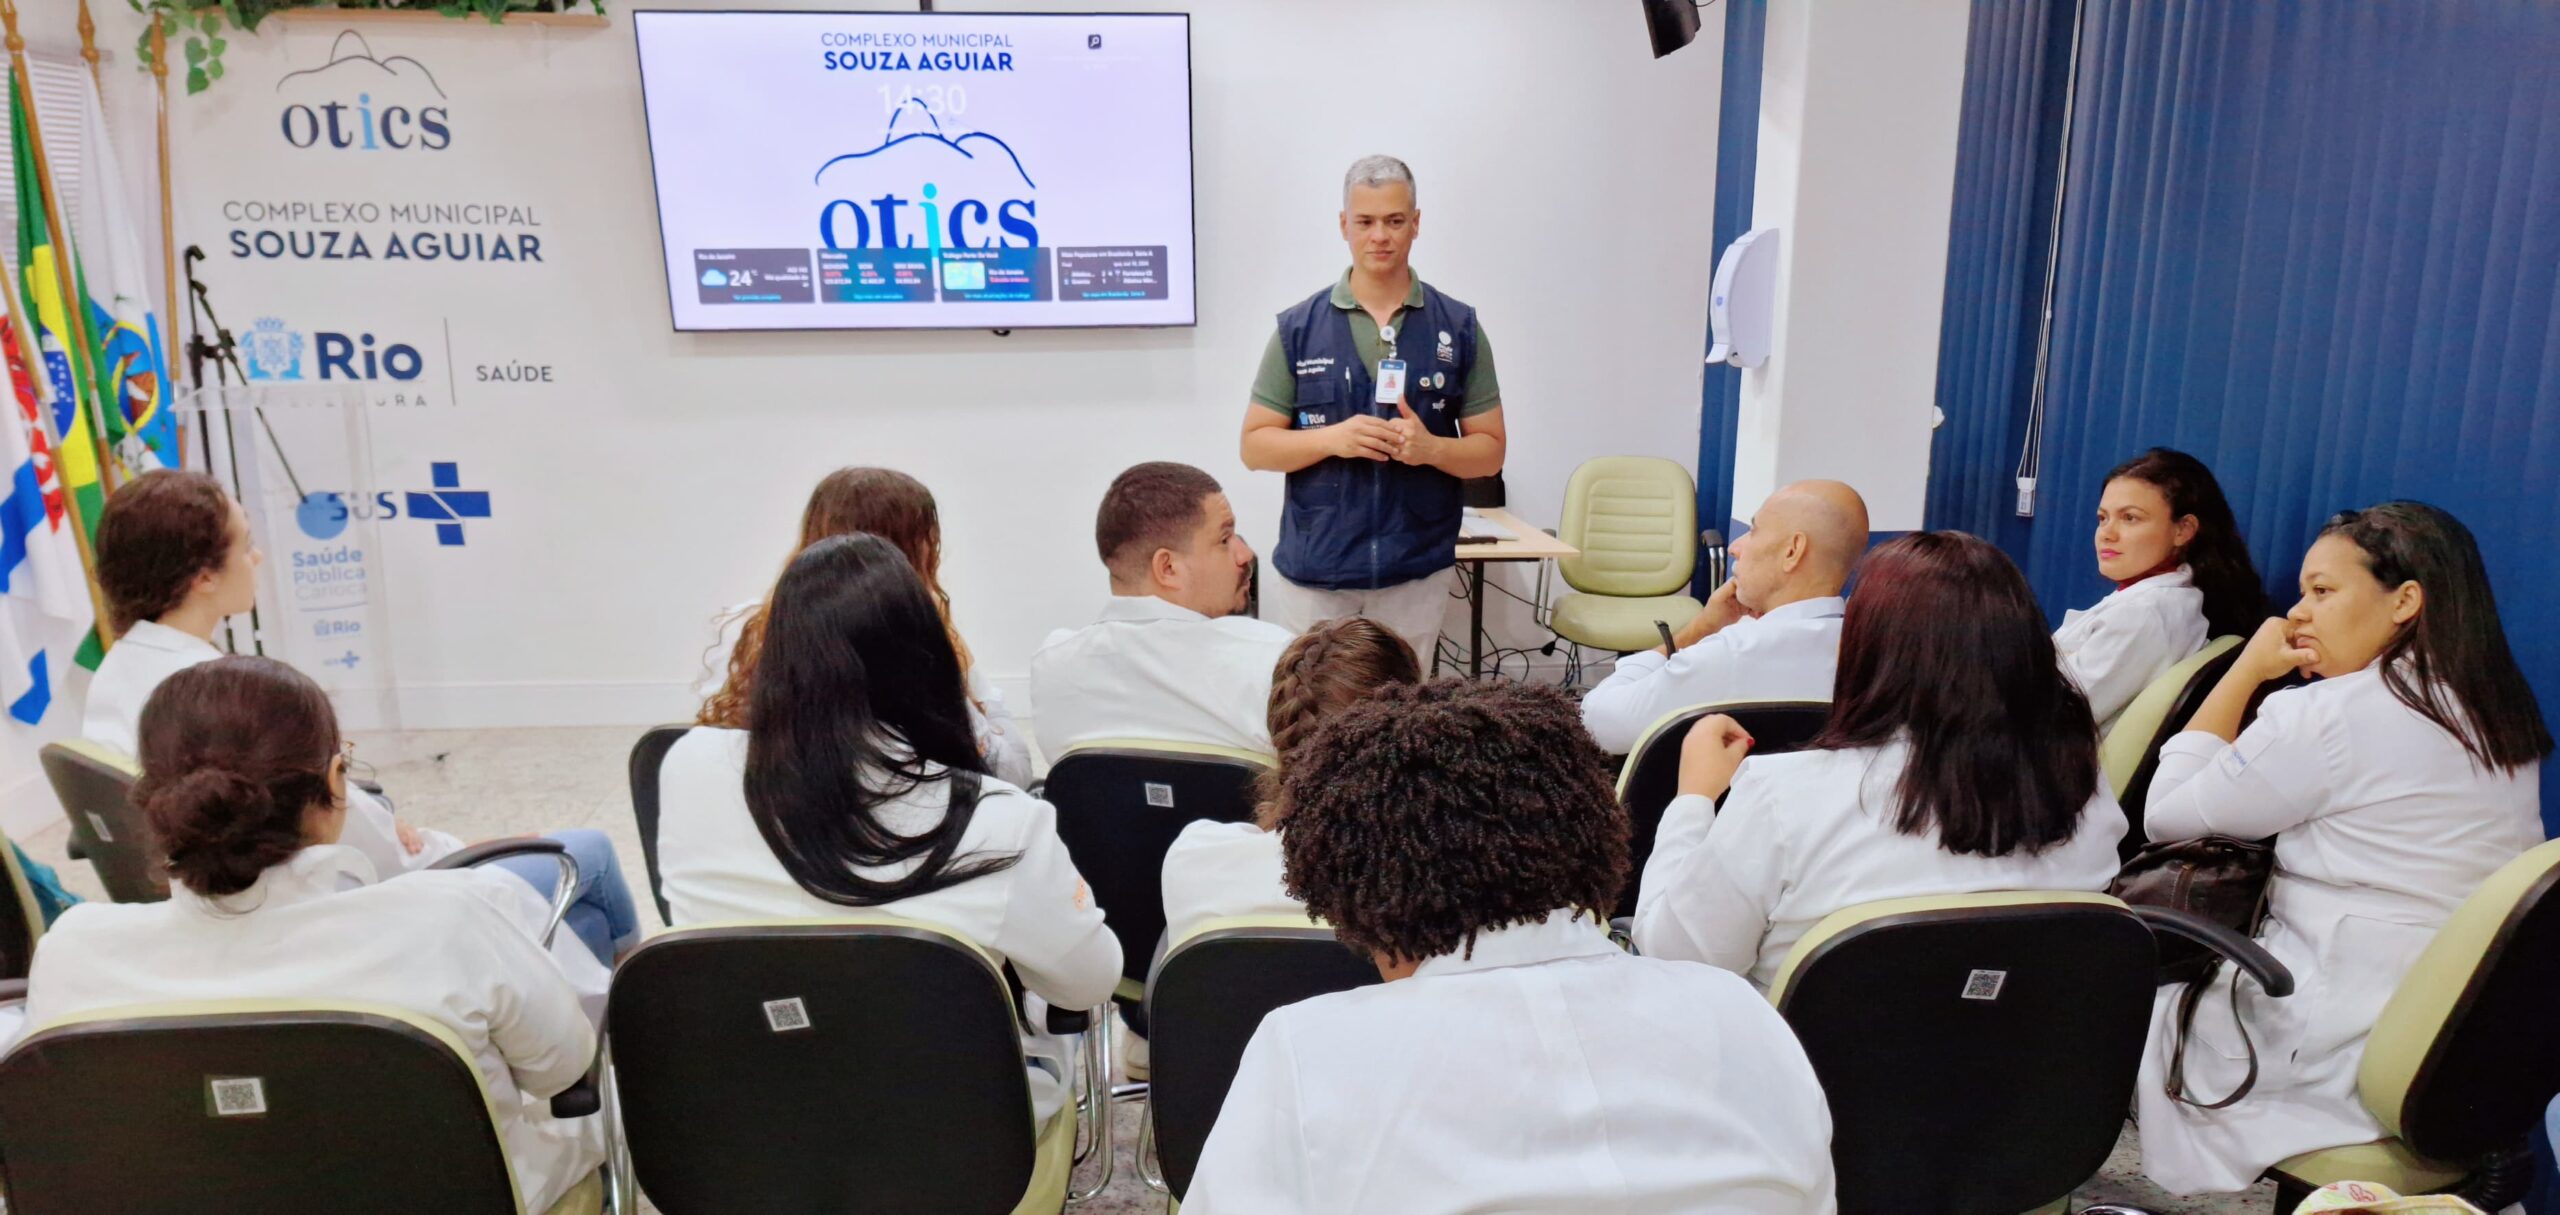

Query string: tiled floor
16 724 2275 1214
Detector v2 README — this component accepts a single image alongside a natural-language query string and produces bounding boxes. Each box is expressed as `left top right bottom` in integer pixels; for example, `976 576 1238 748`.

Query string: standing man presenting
1241 155 1507 665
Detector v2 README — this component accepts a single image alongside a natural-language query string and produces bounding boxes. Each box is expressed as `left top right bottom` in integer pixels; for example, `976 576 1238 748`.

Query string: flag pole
149 16 185 465
2 0 120 493
75 0 100 97
0 190 114 648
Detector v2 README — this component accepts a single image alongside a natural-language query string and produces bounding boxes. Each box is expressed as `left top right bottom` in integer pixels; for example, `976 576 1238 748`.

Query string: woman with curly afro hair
1181 679 1837 1215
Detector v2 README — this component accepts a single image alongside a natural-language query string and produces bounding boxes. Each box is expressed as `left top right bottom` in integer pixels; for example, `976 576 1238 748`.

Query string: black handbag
2110 834 2277 1108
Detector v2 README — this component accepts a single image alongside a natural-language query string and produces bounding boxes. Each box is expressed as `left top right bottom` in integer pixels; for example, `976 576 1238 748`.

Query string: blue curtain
1929 1 2560 836
1693 0 1766 595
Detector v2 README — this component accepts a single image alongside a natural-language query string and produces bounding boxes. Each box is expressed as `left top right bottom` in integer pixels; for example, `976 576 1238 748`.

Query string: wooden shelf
271 7 609 28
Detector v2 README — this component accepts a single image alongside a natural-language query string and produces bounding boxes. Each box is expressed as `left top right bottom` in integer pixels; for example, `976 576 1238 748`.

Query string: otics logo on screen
276 31 451 152
813 101 1038 252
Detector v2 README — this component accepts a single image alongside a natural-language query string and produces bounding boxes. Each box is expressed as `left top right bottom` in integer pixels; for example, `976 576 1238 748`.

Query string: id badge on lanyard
1375 320 1406 407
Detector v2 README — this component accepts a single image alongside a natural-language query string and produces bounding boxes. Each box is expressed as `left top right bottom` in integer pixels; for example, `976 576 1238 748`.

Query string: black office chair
624 724 689 924
37 739 164 903
1143 917 1380 1200
2262 839 2560 1210
0 997 610 1215
2095 637 2243 860
1612 700 1830 917
1041 739 1273 1023
1769 891 2290 1215
607 918 1090 1214
0 830 49 981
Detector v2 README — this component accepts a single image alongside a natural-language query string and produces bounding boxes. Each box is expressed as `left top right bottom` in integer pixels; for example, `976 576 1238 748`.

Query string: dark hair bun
143 766 305 897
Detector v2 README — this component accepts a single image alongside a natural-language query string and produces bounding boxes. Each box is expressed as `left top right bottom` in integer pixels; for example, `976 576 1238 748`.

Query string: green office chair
1143 915 1379 1201
1770 891 2291 1215
1611 699 1830 917
2262 839 2560 1211
2097 636 2243 858
1549 456 1705 653
0 997 611 1215
1042 739 1274 1016
37 739 163 903
606 917 1092 1214
623 724 690 924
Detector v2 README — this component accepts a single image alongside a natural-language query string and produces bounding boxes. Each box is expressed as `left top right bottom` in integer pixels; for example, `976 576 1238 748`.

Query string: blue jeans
493 829 641 967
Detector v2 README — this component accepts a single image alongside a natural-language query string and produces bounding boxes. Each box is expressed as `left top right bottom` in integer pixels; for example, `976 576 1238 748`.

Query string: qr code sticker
1961 969 2008 1001
208 1076 267 1117
1143 782 1176 809
762 997 812 1033
86 812 114 843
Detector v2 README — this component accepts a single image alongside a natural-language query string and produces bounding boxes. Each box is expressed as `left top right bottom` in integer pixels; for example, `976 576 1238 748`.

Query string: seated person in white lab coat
1184 680 1836 1214
1031 461 1294 760
2056 448 2267 733
26 656 608 1215
695 467 1031 786
1634 531 2126 989
1579 479 1866 755
1160 617 1420 945
656 533 1121 1124
2134 501 2548 1196
81 471 642 966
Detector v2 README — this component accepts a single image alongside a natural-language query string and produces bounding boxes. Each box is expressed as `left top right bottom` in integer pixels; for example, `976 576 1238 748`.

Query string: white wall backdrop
4 0 1723 830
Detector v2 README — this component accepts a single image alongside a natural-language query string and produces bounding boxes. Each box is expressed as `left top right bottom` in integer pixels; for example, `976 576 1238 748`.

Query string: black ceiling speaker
1643 0 1703 59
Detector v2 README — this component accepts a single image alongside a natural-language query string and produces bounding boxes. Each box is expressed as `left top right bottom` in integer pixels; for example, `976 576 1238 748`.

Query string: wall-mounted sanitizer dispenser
1705 226 1780 368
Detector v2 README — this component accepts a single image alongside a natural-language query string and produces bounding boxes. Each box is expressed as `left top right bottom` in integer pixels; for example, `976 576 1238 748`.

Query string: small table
1453 507 1579 678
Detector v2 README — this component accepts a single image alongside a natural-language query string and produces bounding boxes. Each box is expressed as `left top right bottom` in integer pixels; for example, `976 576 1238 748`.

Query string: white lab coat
20 845 608 1214
1579 596 1846 755
1160 819 1307 945
79 619 461 875
1633 740 2127 989
1028 596 1294 761
695 602 1033 787
2054 566 2210 734
654 726 1122 1120
1182 910 1838 1214
2134 665 2544 1194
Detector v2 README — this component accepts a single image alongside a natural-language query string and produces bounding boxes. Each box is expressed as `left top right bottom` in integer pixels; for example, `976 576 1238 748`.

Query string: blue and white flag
0 269 93 725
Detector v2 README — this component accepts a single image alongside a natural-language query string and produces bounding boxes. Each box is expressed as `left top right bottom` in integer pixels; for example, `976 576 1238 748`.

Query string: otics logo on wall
277 31 450 152
221 33 548 269
295 463 491 547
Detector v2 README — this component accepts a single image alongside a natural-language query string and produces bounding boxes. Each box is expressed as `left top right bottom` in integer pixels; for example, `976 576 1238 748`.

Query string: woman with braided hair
1160 617 1419 944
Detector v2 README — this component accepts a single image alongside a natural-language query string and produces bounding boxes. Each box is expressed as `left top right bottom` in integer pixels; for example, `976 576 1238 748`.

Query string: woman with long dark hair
2136 502 2547 1195
26 657 608 1214
698 468 1029 785
1160 618 1422 944
658 534 1119 1123
2057 448 2268 732
1631 531 2126 986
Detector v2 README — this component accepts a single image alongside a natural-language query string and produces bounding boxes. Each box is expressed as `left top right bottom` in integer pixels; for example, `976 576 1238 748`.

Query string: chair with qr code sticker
1767 891 2291 1215
1038 740 1273 1024
605 917 1097 1214
0 997 613 1215
38 739 165 903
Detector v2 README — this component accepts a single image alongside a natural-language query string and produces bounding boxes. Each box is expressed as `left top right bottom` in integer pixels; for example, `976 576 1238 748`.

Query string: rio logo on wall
277 31 450 151
295 463 491 547
243 317 449 406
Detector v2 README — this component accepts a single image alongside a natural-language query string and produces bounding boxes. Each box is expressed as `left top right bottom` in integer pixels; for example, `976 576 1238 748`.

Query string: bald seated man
1580 480 1870 754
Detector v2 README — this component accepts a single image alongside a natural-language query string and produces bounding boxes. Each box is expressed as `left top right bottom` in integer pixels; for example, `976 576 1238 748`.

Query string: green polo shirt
1250 269 1502 417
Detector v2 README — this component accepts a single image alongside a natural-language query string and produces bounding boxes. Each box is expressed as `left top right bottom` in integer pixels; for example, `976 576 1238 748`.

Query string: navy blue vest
1271 281 1480 590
